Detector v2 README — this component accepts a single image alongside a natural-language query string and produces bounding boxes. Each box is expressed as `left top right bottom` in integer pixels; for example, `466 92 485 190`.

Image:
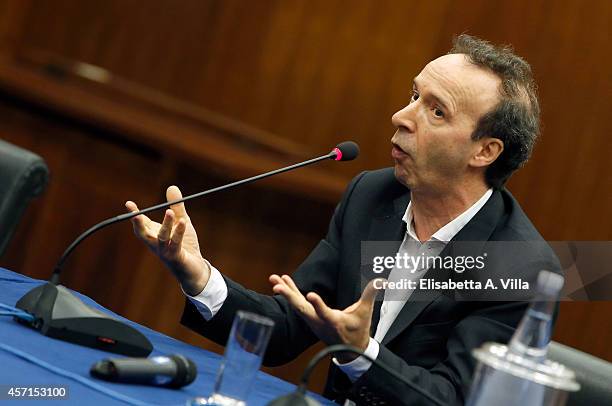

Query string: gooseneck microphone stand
15 142 359 357
267 344 445 406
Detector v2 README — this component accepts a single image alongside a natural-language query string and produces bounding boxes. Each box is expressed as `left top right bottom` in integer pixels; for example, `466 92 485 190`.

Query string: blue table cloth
0 267 332 405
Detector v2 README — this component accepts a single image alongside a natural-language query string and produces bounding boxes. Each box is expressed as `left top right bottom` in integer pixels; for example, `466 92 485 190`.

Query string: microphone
15 142 359 357
267 344 445 406
331 141 359 161
90 354 197 388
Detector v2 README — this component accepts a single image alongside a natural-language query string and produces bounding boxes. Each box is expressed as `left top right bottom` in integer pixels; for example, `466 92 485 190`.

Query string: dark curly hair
449 34 540 188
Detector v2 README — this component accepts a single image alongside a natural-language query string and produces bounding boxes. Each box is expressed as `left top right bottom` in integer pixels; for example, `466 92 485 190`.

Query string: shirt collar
403 188 493 242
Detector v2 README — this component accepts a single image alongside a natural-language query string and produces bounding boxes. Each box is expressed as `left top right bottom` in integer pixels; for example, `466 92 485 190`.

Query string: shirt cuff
332 338 380 382
181 260 228 321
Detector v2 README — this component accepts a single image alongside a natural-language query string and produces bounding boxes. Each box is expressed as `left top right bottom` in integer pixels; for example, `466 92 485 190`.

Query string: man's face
391 54 501 193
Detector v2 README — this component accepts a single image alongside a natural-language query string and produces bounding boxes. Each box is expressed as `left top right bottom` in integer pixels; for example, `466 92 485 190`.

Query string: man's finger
166 186 189 219
306 292 334 322
269 274 292 297
125 201 151 233
281 275 301 294
158 209 174 244
270 275 314 316
169 219 186 251
269 274 284 288
359 278 384 308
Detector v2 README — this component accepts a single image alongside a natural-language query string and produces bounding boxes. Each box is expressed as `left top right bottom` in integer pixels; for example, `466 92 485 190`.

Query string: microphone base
15 282 153 357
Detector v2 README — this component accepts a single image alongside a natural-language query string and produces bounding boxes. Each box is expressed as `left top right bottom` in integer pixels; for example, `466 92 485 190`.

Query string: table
0 267 332 405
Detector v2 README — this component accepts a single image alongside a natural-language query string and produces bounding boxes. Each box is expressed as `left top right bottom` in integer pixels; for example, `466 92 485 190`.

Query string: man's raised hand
125 185 210 296
270 274 382 361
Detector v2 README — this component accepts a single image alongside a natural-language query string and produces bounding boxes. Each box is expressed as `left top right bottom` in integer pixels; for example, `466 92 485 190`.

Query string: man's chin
393 164 413 188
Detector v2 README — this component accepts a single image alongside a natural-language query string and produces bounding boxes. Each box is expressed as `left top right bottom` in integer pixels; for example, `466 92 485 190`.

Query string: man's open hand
126 185 210 296
270 274 382 362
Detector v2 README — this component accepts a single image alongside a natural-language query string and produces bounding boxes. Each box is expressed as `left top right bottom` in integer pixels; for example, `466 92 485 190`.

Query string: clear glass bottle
467 270 579 406
507 270 564 363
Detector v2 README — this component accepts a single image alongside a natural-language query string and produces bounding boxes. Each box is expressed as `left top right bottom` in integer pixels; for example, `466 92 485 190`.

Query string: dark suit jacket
181 168 561 405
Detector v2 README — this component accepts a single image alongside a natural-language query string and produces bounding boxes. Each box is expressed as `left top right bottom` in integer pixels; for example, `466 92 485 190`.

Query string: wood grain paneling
0 96 333 389
2 0 608 237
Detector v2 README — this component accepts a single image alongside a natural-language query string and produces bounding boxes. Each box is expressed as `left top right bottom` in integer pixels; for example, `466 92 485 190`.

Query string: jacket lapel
380 189 504 346
361 191 409 334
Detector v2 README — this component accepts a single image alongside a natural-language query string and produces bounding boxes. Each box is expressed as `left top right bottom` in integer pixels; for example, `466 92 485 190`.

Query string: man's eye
433 108 444 118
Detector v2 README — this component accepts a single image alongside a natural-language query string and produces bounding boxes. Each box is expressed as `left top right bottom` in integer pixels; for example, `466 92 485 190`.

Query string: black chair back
549 341 612 406
0 139 49 257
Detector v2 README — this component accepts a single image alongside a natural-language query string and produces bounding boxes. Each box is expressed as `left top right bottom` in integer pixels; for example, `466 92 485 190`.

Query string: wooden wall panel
0 0 610 394
0 96 333 389
3 0 609 236
431 0 612 241
8 0 457 175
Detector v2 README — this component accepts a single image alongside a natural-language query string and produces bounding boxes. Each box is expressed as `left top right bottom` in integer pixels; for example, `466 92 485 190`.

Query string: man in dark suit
126 35 559 405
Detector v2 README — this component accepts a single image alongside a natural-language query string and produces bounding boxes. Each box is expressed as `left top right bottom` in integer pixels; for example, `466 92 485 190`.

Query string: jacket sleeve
180 171 367 366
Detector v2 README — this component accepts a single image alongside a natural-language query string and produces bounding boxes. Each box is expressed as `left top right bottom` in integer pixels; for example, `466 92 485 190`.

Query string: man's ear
470 137 504 168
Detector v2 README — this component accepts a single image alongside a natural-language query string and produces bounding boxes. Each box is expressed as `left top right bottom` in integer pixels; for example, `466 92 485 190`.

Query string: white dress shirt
185 188 493 382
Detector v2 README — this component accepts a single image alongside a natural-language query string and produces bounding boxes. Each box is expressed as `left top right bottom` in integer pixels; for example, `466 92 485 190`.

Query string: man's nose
391 104 416 133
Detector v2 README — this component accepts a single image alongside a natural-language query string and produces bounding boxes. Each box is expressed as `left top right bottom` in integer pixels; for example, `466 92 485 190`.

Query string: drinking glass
188 311 275 406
